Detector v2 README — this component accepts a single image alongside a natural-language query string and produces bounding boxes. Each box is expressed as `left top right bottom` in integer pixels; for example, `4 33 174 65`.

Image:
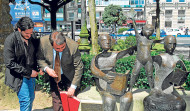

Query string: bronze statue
91 34 136 111
143 35 189 111
127 9 162 91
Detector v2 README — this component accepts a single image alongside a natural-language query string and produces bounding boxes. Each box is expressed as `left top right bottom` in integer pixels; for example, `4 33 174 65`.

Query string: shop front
9 0 44 32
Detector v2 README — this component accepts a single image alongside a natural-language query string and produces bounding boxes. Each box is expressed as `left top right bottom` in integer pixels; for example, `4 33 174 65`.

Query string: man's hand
31 70 38 77
46 67 58 77
67 87 75 97
38 69 44 75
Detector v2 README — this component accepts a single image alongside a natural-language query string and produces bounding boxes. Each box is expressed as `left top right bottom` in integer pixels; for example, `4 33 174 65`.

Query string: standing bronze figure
91 34 136 111
127 9 157 91
143 35 189 111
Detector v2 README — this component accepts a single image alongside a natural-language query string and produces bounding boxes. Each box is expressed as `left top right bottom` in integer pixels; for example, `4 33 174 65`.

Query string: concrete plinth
77 86 190 111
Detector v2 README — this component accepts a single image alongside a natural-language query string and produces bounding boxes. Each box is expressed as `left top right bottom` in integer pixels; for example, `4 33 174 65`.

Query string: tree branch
28 0 50 12
57 0 73 9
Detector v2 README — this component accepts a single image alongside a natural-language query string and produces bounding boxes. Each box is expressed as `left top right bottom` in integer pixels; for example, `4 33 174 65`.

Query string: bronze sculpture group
90 8 189 111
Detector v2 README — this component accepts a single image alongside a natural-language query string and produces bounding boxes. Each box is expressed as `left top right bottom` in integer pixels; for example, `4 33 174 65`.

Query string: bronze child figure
91 34 136 111
127 8 162 91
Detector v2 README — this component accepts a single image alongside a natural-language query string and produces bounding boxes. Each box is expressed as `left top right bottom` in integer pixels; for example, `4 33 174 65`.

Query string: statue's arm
176 60 187 71
153 38 164 43
131 18 140 37
90 56 107 79
152 55 162 66
116 46 137 60
90 56 115 83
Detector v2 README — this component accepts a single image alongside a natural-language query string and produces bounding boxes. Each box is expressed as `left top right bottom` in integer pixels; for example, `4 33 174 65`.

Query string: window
78 8 81 13
179 0 185 2
165 10 172 18
69 13 74 21
131 0 135 5
95 0 99 5
178 10 185 23
137 11 144 20
166 0 172 2
165 21 172 27
96 12 100 18
57 8 63 13
135 0 138 4
69 1 75 7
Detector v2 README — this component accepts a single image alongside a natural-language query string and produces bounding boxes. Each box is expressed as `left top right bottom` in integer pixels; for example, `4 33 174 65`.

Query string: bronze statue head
142 24 154 37
98 34 112 50
164 35 176 55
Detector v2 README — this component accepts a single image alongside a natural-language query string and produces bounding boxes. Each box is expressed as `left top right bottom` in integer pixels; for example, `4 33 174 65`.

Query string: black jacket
3 31 38 93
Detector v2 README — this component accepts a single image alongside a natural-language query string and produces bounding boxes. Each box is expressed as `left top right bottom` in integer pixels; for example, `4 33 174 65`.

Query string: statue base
143 92 186 111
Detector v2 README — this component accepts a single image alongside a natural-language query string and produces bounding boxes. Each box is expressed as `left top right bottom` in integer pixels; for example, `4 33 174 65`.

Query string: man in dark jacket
3 17 42 111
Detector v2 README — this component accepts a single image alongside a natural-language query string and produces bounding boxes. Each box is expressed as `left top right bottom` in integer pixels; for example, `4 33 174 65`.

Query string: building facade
86 0 146 32
43 0 79 32
146 0 190 30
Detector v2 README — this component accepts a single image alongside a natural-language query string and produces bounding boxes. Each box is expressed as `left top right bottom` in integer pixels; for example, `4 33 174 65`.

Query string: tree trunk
0 0 13 44
156 0 160 40
88 0 99 55
114 22 117 39
51 9 57 31
81 0 86 27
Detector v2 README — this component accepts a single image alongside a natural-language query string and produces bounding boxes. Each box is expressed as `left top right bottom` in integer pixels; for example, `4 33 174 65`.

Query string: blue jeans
17 77 36 111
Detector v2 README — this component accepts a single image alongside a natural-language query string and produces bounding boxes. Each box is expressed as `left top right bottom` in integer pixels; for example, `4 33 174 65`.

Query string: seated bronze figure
91 34 136 111
143 35 189 111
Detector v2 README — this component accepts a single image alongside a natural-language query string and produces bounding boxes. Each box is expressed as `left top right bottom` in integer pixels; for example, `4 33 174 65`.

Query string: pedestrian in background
185 27 189 35
3 17 43 111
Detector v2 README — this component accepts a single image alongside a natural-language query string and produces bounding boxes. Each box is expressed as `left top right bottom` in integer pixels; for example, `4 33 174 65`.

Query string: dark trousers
51 74 80 111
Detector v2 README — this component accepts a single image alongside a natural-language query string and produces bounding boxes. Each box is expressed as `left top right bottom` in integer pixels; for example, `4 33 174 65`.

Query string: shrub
112 36 136 51
125 36 136 49
180 57 190 90
112 39 126 51
118 27 129 34
80 54 95 91
36 51 190 93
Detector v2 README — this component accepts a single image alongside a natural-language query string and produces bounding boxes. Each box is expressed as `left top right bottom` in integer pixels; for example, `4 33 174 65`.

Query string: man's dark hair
49 31 66 46
15 17 34 31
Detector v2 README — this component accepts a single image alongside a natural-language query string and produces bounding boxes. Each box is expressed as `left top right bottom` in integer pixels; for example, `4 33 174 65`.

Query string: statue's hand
126 8 137 19
128 46 137 55
103 75 115 84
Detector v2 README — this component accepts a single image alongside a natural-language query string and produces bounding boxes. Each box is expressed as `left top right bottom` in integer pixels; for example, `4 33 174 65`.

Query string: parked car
123 28 141 35
153 29 166 36
166 28 184 35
